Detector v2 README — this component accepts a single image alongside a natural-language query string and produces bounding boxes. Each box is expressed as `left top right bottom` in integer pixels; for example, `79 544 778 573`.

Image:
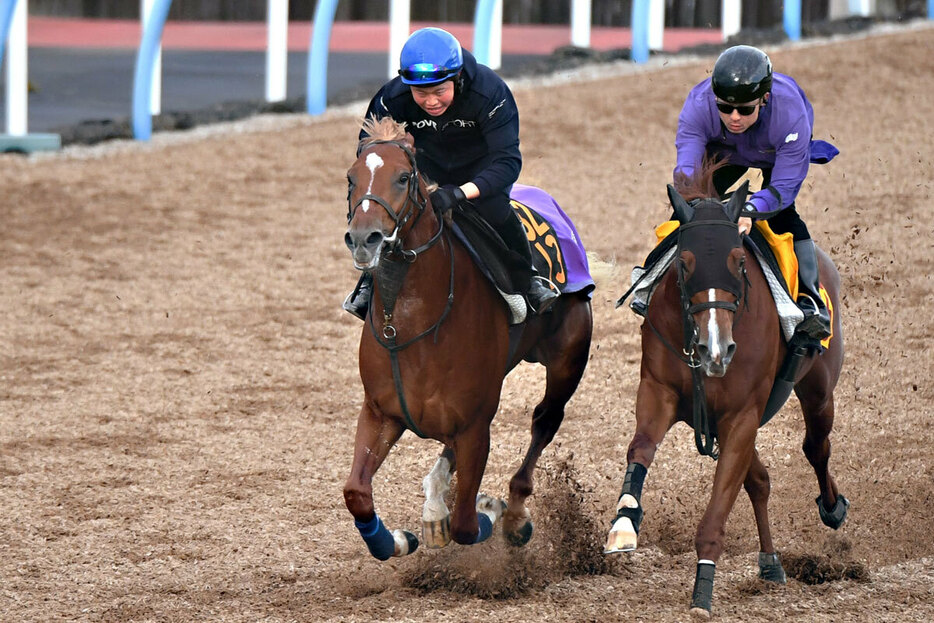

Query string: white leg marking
361 152 384 213
422 456 452 522
706 289 721 362
391 529 411 556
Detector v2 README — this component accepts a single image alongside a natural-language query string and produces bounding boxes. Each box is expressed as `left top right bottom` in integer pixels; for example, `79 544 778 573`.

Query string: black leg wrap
758 552 787 584
619 462 648 502
690 562 716 613
816 493 850 530
613 462 648 533
612 506 644 535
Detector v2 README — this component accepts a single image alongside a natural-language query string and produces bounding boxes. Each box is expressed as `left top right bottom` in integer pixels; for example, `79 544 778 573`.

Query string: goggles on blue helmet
398 63 459 85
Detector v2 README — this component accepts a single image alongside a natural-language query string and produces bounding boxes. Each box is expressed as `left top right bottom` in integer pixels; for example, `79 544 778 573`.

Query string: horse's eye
399 173 410 185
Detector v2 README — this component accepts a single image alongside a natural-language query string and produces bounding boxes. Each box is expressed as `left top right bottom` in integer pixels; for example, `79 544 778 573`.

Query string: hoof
392 529 419 557
604 514 638 553
757 551 787 584
422 514 451 549
816 493 849 530
476 494 506 524
505 519 534 547
689 607 712 619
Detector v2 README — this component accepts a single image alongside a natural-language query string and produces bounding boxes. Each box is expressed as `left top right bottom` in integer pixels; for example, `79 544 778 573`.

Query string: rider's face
716 96 764 134
410 81 455 117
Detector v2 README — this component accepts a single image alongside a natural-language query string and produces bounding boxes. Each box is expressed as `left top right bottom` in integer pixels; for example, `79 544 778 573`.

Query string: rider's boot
342 273 372 321
794 239 832 340
499 214 558 314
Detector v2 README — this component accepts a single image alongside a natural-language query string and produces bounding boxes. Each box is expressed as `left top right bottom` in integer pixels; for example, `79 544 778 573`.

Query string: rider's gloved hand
429 186 467 213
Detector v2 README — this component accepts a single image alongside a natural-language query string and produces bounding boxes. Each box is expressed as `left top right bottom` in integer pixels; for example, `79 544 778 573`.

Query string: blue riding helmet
398 27 463 86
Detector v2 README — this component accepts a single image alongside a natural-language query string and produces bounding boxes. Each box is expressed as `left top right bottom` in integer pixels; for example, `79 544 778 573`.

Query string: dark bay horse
605 162 848 617
343 117 594 560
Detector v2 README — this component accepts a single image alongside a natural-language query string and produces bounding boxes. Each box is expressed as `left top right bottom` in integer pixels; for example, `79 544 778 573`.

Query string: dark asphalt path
3 49 540 134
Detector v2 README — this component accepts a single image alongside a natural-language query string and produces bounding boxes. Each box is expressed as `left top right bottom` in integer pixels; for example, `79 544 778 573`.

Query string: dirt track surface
2 24 933 623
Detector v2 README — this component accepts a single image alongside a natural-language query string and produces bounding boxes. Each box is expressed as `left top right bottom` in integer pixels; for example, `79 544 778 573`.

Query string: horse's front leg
745 449 786 583
343 403 418 560
449 424 499 545
422 446 455 548
690 415 757 617
605 376 678 553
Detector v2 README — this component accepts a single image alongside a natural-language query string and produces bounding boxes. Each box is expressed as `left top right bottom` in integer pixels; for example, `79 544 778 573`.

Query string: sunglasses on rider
716 101 760 116
398 63 458 83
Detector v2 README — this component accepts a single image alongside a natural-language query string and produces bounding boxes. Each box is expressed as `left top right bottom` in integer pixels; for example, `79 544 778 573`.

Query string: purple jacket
675 73 836 216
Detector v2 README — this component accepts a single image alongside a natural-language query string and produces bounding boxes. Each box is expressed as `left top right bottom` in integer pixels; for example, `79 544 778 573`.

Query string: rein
673 223 749 460
350 139 451 439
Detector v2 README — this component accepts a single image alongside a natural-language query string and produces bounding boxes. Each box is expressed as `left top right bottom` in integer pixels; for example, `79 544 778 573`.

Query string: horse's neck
373 215 450 303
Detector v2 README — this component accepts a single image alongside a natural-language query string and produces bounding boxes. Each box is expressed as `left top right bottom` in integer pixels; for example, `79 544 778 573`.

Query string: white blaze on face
707 289 721 361
361 152 384 213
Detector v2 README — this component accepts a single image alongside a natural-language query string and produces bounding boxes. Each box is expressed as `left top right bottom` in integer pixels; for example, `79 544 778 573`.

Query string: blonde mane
359 115 408 148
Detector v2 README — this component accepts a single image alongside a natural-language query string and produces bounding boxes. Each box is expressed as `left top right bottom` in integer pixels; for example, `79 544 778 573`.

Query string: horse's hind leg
796 377 849 529
504 301 593 546
422 446 455 548
343 405 418 560
449 424 496 545
745 450 786 583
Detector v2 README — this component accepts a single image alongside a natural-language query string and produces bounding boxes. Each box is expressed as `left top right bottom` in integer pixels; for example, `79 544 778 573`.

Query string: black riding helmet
711 45 772 103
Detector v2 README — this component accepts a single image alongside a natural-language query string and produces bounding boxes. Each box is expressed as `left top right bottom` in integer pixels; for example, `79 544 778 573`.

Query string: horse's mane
674 156 730 202
359 115 408 149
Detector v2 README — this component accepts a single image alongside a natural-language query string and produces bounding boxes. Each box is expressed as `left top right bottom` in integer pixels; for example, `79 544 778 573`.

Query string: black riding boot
794 239 832 340
499 214 558 314
342 273 372 321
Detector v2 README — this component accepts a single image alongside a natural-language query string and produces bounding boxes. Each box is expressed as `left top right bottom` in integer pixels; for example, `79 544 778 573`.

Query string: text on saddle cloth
509 183 595 297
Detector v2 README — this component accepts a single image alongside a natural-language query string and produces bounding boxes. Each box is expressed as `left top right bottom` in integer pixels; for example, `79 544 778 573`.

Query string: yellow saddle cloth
653 220 833 348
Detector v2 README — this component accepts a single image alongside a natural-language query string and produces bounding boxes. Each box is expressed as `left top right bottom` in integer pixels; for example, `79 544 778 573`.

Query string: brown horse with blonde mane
605 159 849 617
342 116 594 560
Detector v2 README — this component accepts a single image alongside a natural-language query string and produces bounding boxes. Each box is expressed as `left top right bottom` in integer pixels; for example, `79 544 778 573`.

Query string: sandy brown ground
2 24 933 623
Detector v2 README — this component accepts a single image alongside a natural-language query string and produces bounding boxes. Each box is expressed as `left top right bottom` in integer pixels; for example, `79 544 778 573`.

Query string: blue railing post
0 0 19 71
929 0 933 19
783 0 802 42
631 0 650 64
132 0 173 139
473 0 496 66
307 0 340 115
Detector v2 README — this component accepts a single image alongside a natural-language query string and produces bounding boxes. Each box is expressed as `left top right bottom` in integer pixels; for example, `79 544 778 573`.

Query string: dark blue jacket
359 50 521 202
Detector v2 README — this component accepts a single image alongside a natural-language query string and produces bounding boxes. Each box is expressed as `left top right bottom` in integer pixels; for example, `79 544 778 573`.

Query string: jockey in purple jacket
675 45 838 341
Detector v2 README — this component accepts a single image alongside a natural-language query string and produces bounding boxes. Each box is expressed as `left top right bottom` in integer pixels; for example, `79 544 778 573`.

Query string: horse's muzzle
345 227 385 270
695 340 736 378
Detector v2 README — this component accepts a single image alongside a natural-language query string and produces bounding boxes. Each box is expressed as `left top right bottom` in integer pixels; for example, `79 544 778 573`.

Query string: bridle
655 212 750 459
347 139 440 259
346 138 453 439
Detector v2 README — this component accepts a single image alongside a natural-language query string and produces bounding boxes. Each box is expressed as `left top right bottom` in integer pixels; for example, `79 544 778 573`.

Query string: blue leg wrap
355 514 395 561
474 513 494 544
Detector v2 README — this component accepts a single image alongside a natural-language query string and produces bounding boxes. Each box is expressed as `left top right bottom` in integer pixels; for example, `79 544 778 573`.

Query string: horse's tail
587 252 619 290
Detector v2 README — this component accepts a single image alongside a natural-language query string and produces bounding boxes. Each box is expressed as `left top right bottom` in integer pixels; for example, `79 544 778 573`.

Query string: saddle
451 184 595 324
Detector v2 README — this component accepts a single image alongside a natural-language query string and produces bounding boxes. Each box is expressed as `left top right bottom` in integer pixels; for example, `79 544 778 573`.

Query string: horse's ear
724 180 750 223
404 132 416 148
667 184 694 224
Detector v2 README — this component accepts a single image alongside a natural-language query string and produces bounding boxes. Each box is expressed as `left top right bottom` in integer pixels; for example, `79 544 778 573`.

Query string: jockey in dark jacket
343 27 557 320
675 45 838 341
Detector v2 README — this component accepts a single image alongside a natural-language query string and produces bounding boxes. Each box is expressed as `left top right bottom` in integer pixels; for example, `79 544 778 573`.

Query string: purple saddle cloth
510 184 595 298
